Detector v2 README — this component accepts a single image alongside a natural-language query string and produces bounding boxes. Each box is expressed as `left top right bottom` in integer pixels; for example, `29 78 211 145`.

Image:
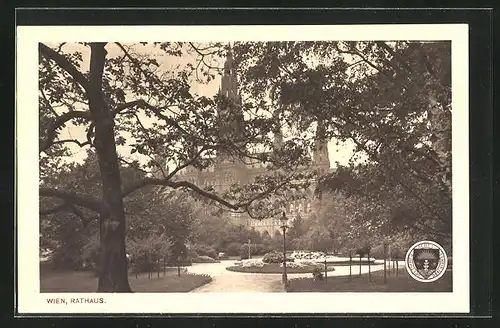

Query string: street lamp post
279 211 289 284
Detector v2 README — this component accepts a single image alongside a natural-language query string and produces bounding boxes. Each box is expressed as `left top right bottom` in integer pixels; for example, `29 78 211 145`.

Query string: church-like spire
217 44 245 162
272 110 284 150
313 121 330 172
219 45 243 118
220 45 240 102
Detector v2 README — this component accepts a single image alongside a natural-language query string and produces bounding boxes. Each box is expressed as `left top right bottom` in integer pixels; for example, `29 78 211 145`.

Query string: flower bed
240 259 265 268
290 251 377 266
291 251 326 260
226 258 335 274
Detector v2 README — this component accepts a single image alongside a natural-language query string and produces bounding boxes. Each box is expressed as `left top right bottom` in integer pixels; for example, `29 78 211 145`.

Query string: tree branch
39 43 92 94
115 42 162 84
119 157 149 175
40 203 68 215
51 139 91 148
39 110 92 153
164 146 207 181
335 43 392 79
189 42 222 72
39 188 104 214
39 201 96 229
375 41 413 74
111 100 145 117
122 171 297 214
122 178 240 210
56 42 67 53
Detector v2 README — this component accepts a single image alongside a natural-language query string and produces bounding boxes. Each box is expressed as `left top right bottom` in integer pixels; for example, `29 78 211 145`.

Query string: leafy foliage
127 233 172 273
233 41 451 240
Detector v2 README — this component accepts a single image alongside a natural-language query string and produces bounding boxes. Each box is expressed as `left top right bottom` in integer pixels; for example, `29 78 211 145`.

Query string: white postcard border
16 24 469 314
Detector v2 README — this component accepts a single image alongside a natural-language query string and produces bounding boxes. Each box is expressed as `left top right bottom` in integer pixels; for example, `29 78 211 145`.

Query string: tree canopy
232 41 452 240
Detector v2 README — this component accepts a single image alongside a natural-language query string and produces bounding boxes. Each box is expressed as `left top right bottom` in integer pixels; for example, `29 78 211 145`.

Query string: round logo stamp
405 241 448 282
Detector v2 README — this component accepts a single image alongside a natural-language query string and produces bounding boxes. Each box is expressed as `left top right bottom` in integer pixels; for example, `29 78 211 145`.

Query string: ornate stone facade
163 49 332 234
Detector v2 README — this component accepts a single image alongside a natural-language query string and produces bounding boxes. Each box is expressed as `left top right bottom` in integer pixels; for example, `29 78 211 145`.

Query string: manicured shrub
262 250 282 263
193 244 219 260
262 251 294 264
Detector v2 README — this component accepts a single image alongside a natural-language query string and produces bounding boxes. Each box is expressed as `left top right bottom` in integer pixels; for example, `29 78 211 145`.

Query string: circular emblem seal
405 241 448 282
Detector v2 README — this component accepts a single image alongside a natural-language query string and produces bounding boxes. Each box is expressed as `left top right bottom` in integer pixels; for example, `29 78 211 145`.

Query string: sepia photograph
16 24 469 313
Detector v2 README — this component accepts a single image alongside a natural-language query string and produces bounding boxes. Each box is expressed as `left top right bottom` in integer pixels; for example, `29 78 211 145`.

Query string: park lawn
131 273 212 293
285 268 452 292
40 268 211 293
226 263 337 274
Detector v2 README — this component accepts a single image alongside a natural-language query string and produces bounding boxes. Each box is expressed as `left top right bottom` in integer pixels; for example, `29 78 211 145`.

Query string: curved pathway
188 260 405 292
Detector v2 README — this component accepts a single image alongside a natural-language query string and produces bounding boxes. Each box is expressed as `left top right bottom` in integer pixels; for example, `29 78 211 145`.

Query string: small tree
127 233 171 278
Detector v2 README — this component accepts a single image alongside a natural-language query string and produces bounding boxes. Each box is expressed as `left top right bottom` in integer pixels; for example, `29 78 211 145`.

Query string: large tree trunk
88 42 132 292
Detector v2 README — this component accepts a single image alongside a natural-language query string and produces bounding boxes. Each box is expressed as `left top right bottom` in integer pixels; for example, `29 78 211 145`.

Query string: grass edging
40 269 213 293
284 269 452 292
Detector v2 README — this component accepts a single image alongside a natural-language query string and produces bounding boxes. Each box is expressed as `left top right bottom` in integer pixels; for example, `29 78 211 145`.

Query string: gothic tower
311 121 331 209
217 46 245 150
215 46 247 194
313 121 331 175
272 110 283 150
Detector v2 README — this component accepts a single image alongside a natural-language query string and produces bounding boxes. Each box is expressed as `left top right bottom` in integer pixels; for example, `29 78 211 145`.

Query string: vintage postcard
16 24 469 314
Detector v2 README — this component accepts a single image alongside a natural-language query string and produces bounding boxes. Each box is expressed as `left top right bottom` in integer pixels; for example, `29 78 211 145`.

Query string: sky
45 42 357 169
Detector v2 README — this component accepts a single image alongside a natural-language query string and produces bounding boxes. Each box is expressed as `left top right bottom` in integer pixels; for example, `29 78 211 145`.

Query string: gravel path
188 260 405 292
